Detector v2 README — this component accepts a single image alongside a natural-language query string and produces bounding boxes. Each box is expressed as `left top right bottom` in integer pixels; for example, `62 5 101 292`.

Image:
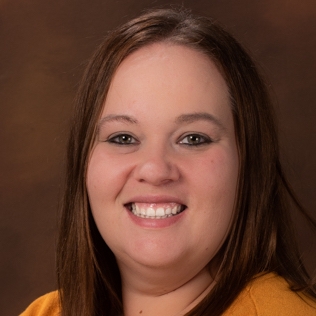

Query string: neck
121 265 215 316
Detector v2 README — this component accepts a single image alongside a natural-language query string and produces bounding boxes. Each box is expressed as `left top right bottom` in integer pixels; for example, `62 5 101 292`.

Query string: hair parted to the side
57 8 316 316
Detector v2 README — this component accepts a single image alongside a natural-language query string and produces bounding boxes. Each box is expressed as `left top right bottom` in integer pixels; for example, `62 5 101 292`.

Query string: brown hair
57 8 316 316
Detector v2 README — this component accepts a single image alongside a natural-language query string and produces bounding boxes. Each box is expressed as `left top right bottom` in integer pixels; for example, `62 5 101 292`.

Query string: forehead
101 42 231 123
110 42 228 94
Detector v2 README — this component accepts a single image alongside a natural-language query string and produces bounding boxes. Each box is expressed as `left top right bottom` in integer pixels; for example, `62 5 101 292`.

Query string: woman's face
87 43 238 278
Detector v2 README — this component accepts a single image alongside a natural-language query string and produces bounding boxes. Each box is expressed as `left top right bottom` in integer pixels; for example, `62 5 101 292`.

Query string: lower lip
126 208 185 228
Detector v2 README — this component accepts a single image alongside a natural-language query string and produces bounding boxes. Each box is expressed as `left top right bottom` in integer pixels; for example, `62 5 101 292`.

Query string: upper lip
124 195 186 206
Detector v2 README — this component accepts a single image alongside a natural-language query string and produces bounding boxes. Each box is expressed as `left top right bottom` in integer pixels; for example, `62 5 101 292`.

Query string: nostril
133 157 180 186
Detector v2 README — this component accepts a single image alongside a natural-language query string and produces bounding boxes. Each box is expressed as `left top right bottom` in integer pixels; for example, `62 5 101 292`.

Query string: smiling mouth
125 203 187 219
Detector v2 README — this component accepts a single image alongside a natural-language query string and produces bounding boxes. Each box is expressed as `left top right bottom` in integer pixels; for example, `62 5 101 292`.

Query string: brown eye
179 134 212 146
107 134 138 145
187 135 201 144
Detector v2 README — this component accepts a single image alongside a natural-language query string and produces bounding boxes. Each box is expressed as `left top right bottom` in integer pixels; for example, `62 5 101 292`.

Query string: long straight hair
57 8 316 316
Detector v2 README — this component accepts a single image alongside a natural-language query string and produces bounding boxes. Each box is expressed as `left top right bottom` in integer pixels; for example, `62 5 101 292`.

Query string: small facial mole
139 310 142 314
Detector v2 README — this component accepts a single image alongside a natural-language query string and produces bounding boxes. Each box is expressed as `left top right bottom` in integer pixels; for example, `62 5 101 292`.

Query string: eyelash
106 133 212 146
178 134 212 146
106 133 139 145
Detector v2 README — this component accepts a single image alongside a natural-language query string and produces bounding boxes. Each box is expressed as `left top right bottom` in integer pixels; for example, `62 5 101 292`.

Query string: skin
86 43 239 315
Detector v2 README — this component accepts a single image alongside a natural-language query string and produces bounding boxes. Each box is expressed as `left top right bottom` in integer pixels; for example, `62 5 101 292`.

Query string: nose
133 145 180 186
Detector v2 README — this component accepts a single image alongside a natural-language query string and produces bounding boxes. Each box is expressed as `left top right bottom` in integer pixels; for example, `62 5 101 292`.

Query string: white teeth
156 208 165 217
131 203 184 219
147 207 155 217
171 206 178 214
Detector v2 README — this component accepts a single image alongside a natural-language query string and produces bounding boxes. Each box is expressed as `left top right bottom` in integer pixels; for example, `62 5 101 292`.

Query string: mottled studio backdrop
1 1 315 315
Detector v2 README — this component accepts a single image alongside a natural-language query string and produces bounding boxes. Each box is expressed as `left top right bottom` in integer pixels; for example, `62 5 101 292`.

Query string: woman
21 8 316 316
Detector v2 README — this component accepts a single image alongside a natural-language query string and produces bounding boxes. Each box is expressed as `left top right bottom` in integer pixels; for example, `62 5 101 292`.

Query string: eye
179 133 212 146
106 133 139 145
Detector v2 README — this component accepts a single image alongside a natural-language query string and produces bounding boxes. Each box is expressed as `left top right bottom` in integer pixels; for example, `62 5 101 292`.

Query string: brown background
1 1 315 315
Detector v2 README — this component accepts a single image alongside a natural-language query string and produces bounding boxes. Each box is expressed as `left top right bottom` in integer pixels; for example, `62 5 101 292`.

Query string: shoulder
223 273 316 316
20 291 60 316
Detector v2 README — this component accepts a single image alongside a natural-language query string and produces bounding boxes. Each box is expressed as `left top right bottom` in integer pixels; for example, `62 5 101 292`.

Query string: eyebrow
97 112 225 130
97 114 138 130
175 112 226 130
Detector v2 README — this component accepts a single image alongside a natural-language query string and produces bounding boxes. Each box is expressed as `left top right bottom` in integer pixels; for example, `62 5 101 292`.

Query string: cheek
86 148 131 197
187 147 238 239
187 146 238 196
86 148 131 243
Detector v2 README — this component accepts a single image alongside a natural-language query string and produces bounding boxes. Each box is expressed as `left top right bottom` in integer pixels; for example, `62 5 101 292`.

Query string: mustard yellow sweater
20 273 316 315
